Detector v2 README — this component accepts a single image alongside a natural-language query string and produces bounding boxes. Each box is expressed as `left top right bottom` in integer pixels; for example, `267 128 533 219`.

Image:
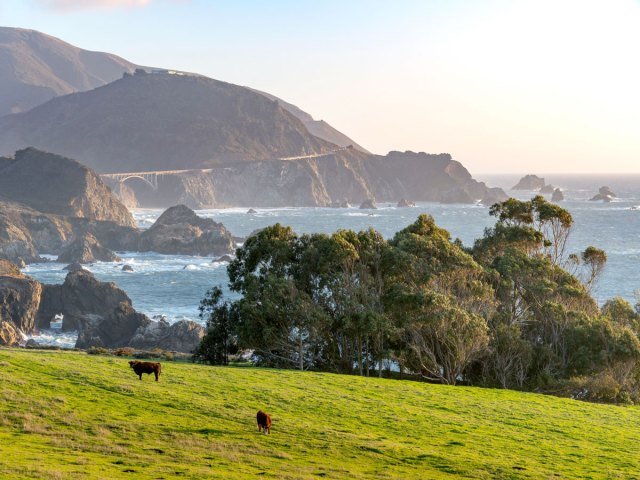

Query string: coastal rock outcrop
590 186 617 202
0 320 22 346
74 302 151 350
0 148 135 227
397 199 415 207
37 269 132 332
540 184 555 194
56 232 122 264
0 201 138 265
138 205 235 256
128 318 205 353
0 259 42 336
0 263 201 352
552 188 564 202
512 175 546 190
359 199 377 209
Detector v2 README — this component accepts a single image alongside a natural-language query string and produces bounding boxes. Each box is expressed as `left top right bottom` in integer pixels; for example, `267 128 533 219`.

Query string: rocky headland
0 260 203 352
0 149 236 265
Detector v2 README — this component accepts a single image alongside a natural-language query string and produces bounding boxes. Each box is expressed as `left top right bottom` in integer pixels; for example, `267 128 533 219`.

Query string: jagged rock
128 319 205 353
590 186 617 202
359 199 377 209
63 262 86 273
122 265 134 272
247 208 257 214
599 186 616 197
552 188 564 202
329 200 350 208
57 232 122 264
138 205 235 256
0 148 136 227
37 269 133 332
540 184 555 194
397 199 415 207
74 302 151 350
0 197 139 266
512 175 546 190
24 339 40 348
0 320 22 346
213 255 234 263
0 259 42 335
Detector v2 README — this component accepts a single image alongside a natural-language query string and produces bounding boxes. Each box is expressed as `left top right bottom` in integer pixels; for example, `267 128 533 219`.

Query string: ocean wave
27 330 78 349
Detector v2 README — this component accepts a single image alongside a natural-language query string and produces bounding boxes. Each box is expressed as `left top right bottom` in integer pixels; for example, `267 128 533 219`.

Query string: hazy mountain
0 71 338 172
0 27 136 117
0 27 368 152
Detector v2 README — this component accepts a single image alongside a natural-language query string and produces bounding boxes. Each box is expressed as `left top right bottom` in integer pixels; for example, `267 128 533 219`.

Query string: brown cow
256 410 272 434
129 360 161 381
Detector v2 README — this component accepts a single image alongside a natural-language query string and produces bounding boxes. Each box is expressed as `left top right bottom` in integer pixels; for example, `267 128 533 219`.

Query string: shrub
87 346 109 355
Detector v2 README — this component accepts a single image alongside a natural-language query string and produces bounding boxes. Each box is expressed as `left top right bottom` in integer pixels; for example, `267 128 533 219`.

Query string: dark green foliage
198 200 640 403
193 286 237 365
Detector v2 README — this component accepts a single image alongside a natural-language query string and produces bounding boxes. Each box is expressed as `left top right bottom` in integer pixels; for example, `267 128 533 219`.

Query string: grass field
0 348 639 479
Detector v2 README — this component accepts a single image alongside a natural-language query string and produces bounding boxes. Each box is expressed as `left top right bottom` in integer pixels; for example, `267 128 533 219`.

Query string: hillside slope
0 348 638 479
0 27 368 153
252 88 369 153
0 71 337 172
0 27 135 117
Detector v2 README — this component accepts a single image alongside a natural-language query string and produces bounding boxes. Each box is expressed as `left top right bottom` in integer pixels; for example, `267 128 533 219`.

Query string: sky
1 0 639 174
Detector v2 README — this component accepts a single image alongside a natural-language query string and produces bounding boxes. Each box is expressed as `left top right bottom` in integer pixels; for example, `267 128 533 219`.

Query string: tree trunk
358 335 363 376
299 334 304 371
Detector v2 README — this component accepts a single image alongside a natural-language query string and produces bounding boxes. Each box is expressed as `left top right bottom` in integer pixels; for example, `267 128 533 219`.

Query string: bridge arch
119 175 157 191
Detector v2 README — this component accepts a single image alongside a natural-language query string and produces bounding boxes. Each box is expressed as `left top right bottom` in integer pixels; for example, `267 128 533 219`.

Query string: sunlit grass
0 347 638 479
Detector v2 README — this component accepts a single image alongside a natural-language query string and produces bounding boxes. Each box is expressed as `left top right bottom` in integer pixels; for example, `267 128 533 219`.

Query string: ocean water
24 174 640 347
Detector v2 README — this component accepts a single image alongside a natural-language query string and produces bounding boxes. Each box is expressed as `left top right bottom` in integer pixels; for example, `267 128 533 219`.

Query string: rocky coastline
0 260 203 352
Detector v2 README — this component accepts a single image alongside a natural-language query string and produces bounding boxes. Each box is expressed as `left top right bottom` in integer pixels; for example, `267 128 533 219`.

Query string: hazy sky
1 0 639 173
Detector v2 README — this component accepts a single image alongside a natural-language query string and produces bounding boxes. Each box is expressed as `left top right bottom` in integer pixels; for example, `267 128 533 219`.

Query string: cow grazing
256 410 272 434
128 360 161 381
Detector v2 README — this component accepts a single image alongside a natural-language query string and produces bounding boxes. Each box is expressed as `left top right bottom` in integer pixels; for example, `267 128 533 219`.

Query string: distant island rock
359 199 377 209
540 184 555 194
589 186 617 202
552 188 564 202
138 204 235 256
397 199 415 207
512 175 546 190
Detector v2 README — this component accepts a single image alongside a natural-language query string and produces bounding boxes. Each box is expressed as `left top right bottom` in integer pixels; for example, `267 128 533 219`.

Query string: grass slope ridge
0 348 638 479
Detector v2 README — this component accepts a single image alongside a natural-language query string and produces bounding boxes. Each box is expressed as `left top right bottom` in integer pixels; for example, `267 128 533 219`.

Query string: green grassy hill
0 348 638 479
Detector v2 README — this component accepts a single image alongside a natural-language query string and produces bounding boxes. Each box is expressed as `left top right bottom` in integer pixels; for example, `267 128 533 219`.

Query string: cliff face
0 259 42 338
106 150 507 208
0 148 136 227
